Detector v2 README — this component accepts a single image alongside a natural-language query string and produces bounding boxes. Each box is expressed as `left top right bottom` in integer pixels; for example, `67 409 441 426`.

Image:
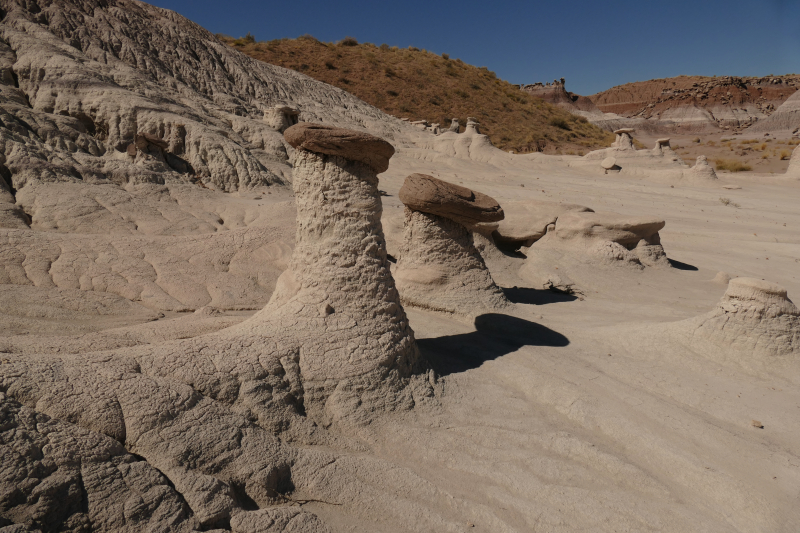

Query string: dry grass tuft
219 35 614 153
719 197 741 207
715 159 752 172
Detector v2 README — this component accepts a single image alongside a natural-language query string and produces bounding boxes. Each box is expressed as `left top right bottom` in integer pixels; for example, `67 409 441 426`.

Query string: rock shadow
502 286 578 305
668 259 699 271
418 313 569 377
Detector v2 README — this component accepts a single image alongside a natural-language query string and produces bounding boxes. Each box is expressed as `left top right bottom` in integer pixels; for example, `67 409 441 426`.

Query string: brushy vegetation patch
218 34 614 153
719 197 741 208
715 158 752 172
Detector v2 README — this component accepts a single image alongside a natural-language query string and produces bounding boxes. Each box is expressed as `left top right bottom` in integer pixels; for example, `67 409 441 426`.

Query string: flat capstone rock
284 123 395 173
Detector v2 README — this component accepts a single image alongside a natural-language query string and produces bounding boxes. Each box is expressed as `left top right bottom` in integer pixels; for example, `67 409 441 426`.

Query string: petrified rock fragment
693 278 799 357
395 174 508 315
284 123 395 173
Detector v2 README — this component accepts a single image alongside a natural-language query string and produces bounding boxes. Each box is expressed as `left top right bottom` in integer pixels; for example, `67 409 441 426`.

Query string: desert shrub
339 36 358 46
692 137 701 143
719 197 740 207
549 117 570 130
575 116 588 123
740 139 759 144
715 159 752 172
384 67 395 77
759 143 767 150
707 140 716 146
386 89 398 97
337 77 350 85
298 34 318 42
442 53 449 60
780 150 791 160
379 43 389 51
408 46 419 51
325 61 336 70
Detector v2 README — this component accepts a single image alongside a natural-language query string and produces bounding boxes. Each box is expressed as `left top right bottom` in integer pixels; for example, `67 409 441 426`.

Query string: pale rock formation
692 278 799 357
612 128 635 150
747 90 800 133
394 174 508 315
652 138 672 155
448 119 460 132
786 144 800 178
263 105 300 133
601 157 617 170
713 271 732 285
0 125 429 530
687 155 718 181
520 211 669 292
465 117 481 134
494 200 593 248
431 123 441 134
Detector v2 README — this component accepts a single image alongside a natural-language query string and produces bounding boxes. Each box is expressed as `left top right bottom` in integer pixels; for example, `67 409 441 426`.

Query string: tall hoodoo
448 119 460 132
256 122 422 421
394 174 509 315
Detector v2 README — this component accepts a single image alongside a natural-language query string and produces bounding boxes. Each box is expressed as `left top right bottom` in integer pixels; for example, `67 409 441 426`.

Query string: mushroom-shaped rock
394 175 508 315
652 138 672 155
686 155 718 181
465 117 481 134
612 129 635 151
693 278 799 357
448 119 460 132
494 200 593 247
284 122 395 173
398 173 504 231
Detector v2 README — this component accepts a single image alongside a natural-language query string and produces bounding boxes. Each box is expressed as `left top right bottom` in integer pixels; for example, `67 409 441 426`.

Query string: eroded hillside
220 35 614 154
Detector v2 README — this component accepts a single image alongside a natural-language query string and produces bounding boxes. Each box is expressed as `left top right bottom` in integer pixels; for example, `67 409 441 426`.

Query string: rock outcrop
686 155 718 181
494 200 593 248
519 211 669 292
448 119 460 132
692 278 799 357
0 124 428 530
612 129 635 150
394 174 508 315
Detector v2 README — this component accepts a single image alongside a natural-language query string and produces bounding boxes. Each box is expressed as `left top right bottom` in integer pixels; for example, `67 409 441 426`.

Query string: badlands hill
1 0 800 532
219 34 614 154
587 74 800 134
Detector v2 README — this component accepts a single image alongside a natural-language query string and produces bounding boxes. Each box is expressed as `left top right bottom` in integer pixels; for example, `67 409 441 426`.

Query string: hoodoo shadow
502 286 578 305
418 313 569 377
668 258 699 271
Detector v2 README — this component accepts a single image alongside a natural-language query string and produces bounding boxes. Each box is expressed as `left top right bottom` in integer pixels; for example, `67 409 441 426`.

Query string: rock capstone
398 173 504 230
284 123 395 174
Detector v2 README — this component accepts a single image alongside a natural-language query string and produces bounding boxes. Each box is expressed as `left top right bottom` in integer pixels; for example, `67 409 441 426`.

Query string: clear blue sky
151 0 800 95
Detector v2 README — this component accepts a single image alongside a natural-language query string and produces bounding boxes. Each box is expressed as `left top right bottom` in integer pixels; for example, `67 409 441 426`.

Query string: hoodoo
693 277 799 357
394 174 509 315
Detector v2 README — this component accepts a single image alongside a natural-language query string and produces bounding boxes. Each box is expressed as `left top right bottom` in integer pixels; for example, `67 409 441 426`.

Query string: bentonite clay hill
586 75 800 134
2 1 800 532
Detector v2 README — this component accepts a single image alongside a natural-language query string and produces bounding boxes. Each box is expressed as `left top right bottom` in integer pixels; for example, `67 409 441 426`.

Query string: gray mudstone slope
0 125 427 531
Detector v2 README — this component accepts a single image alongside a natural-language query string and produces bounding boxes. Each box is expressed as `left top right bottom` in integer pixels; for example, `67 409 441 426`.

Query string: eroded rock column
394 173 508 315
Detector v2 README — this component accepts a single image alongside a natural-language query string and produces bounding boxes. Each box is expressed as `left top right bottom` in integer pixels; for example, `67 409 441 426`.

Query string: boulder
284 123 395 173
398 174 504 230
601 157 618 170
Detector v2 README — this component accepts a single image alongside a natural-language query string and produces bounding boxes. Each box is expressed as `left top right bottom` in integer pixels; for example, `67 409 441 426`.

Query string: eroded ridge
394 173 509 315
